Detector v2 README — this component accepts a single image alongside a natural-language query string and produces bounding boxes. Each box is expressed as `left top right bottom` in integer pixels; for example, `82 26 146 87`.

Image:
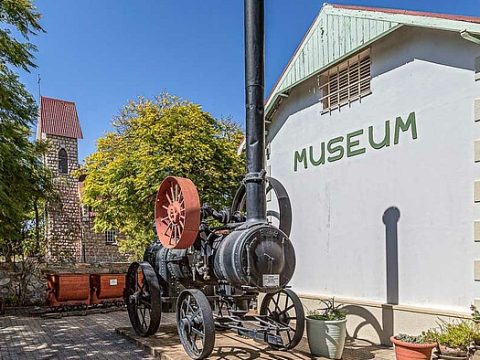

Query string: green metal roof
265 4 480 120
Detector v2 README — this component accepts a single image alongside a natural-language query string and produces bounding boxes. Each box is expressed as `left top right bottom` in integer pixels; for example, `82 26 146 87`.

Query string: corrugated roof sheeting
265 4 480 118
40 96 83 139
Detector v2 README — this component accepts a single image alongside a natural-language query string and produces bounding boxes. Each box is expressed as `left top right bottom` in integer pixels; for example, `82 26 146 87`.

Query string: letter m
294 149 308 172
394 112 418 145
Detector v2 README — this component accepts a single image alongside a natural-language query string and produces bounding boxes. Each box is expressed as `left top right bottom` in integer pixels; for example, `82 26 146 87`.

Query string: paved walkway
117 324 395 360
0 310 152 359
117 313 395 360
0 310 395 359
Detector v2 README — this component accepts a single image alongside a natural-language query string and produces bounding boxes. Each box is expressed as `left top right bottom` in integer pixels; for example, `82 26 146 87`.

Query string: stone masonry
44 134 82 262
80 213 127 263
38 96 127 264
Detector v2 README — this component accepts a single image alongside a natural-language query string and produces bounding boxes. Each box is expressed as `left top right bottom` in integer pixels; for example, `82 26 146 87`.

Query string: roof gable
265 4 480 119
39 96 83 139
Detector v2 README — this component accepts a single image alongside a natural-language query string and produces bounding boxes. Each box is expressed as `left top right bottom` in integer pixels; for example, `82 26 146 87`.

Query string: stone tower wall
79 217 127 263
44 134 82 262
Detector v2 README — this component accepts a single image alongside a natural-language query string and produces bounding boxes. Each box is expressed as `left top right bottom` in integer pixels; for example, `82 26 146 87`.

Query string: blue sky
20 0 480 161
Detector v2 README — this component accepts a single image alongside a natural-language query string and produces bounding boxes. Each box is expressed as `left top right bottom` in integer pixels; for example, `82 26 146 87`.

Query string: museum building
265 4 480 343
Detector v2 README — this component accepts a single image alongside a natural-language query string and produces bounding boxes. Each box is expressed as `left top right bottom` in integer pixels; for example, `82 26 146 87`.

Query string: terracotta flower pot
390 336 436 360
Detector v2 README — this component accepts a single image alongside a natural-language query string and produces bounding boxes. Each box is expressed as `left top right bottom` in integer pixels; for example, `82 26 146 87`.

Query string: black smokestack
244 0 266 222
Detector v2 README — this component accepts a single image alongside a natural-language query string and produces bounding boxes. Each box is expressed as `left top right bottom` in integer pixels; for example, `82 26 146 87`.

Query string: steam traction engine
124 1 304 358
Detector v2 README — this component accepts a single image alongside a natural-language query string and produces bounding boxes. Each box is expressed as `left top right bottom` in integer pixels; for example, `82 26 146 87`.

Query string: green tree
0 0 53 259
81 94 245 258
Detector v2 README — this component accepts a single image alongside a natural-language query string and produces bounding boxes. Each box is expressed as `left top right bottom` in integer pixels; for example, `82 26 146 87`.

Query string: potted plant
470 305 480 354
471 305 480 324
423 319 480 359
306 298 347 359
390 333 436 360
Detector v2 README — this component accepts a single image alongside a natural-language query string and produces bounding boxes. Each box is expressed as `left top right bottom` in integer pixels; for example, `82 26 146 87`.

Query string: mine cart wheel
125 262 161 337
176 289 215 359
155 176 201 249
231 176 292 236
260 289 305 350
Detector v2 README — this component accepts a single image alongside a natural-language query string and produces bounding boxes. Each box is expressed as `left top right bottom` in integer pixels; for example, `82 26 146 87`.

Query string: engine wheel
155 176 201 249
125 262 161 337
231 176 292 236
176 289 215 359
260 289 305 350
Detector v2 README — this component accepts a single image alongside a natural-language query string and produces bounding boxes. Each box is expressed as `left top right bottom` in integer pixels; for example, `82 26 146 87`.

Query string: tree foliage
80 95 245 258
0 0 43 126
0 0 53 259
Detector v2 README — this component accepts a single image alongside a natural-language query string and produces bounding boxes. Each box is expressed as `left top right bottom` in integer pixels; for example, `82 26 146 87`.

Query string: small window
320 50 371 112
81 205 93 220
105 230 117 245
58 148 68 174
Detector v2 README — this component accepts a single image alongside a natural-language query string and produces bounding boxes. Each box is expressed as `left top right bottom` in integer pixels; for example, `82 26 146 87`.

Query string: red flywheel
154 176 201 249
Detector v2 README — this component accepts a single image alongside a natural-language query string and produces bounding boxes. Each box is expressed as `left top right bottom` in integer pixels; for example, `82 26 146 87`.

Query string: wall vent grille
320 50 371 112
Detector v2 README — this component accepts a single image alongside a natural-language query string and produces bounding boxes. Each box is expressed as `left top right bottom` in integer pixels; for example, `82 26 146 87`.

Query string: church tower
37 96 83 262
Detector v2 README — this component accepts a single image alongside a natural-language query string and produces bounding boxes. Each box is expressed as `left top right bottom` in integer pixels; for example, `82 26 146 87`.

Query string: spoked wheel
125 261 161 337
260 289 305 350
154 176 201 249
231 176 292 236
176 289 215 359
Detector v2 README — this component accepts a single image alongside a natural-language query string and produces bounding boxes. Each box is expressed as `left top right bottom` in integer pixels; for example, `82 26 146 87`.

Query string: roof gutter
460 30 480 44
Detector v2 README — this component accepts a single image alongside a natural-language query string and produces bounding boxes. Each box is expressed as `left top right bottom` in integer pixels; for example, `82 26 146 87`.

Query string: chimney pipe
244 0 266 223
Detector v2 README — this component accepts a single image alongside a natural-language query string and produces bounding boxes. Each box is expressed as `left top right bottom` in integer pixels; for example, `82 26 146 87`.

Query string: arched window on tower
58 148 68 174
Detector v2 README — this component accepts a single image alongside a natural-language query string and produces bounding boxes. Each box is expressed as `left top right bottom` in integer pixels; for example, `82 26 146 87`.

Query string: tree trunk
33 199 40 255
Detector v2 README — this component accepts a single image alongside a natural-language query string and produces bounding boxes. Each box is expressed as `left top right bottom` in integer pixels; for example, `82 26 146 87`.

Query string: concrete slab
116 314 395 360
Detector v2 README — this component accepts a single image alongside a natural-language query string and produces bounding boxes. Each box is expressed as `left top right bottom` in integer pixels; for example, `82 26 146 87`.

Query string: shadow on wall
383 206 400 306
343 206 400 346
343 304 391 346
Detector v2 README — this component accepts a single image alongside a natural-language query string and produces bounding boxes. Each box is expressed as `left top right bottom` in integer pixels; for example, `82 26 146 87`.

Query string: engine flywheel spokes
155 176 200 249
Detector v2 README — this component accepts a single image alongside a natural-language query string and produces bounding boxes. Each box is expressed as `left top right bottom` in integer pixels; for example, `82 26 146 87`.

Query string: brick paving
0 309 395 359
117 324 396 360
0 310 153 359
117 320 395 360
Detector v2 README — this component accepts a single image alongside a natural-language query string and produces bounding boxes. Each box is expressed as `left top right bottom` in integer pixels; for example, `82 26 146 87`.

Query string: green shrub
307 298 346 321
4 294 18 306
471 304 480 323
395 333 430 344
423 319 479 351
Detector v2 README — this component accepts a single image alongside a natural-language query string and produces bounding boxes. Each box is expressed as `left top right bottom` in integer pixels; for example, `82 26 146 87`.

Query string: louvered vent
320 50 371 112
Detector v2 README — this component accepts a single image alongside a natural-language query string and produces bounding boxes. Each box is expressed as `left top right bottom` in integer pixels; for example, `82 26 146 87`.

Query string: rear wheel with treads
125 261 161 337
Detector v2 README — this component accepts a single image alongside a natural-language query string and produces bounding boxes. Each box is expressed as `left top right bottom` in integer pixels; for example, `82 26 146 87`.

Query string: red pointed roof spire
39 96 83 139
